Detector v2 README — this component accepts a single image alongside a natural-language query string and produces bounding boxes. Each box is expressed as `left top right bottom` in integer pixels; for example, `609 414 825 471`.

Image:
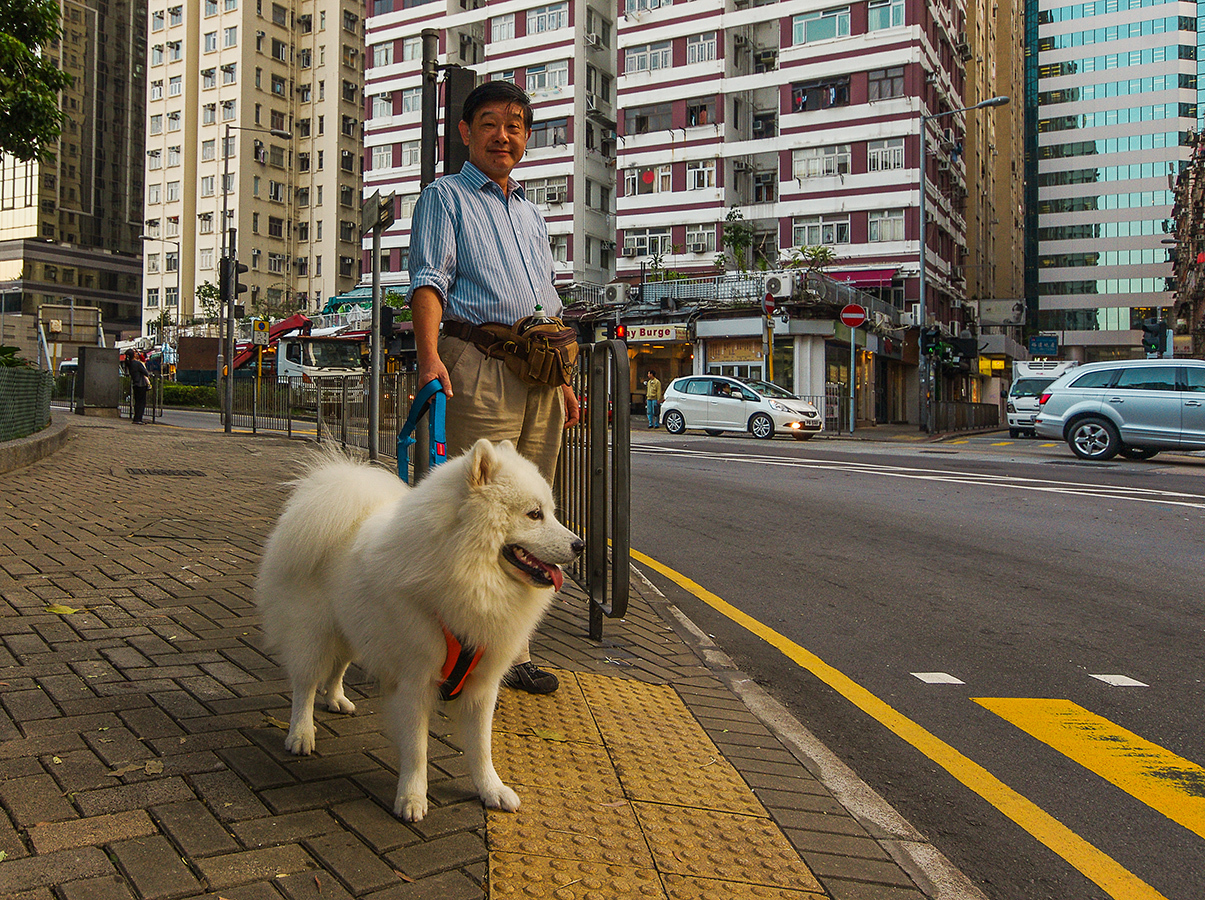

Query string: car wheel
663 410 686 435
705 429 723 436
792 433 813 441
1067 416 1120 461
1119 446 1159 460
1009 428 1021 438
750 413 774 439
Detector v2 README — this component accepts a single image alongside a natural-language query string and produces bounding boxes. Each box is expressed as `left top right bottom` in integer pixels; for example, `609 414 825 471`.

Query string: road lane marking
912 672 966 684
630 547 1170 900
975 698 1205 840
1089 674 1149 687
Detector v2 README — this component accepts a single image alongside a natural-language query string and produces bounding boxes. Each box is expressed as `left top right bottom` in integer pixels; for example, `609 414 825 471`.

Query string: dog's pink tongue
550 565 563 592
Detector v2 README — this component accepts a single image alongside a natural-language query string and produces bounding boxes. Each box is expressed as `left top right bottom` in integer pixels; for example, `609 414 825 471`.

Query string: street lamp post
221 123 292 432
917 94 1009 432
139 234 180 338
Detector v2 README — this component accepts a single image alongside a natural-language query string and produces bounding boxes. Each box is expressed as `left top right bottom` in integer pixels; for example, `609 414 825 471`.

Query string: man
123 348 151 424
407 80 579 695
645 370 662 428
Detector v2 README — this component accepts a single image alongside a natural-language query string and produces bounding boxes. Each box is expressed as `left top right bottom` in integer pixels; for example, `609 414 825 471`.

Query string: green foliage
719 207 755 273
0 344 32 367
785 244 839 274
383 291 412 320
162 382 218 408
195 280 222 322
0 0 74 161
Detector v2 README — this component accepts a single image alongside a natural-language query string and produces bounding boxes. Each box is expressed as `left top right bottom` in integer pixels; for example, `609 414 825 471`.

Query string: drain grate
126 468 207 477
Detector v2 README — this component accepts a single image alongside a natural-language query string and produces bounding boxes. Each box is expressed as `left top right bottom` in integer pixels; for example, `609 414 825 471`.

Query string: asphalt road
629 429 1205 900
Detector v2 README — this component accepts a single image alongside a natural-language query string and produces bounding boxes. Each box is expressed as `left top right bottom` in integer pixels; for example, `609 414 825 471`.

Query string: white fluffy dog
256 439 583 821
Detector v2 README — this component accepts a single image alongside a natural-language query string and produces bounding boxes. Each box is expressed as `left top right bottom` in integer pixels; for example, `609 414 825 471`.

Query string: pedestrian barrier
226 346 632 639
932 400 999 432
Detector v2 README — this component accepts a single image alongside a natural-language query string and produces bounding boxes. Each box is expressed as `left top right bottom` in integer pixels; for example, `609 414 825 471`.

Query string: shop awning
830 268 900 288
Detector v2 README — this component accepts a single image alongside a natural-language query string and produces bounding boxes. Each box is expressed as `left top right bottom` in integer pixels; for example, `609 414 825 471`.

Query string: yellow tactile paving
490 853 666 899
494 669 604 745
489 672 824 898
633 802 825 892
488 785 656 868
606 739 767 816
662 875 828 900
494 730 624 798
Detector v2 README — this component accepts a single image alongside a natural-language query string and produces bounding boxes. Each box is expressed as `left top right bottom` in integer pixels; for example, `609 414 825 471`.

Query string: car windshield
743 380 798 399
304 341 364 369
1010 377 1056 398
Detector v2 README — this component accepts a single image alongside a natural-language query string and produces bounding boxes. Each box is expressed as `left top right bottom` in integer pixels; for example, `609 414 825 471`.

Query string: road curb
0 418 71 475
631 563 991 900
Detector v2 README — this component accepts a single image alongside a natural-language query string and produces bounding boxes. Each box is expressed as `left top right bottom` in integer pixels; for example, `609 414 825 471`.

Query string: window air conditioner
689 242 706 253
622 246 637 257
584 32 601 49
545 191 562 204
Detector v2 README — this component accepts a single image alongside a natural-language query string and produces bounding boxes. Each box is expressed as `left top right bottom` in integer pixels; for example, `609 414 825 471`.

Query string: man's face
459 100 530 187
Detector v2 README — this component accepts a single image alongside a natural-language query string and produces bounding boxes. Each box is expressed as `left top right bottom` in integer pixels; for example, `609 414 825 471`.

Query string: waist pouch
446 318 579 388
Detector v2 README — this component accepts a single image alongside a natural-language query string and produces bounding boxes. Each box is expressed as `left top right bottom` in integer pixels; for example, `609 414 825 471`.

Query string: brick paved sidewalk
0 418 958 900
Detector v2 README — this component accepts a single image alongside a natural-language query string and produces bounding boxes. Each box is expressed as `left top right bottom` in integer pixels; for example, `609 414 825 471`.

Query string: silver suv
1034 359 1205 460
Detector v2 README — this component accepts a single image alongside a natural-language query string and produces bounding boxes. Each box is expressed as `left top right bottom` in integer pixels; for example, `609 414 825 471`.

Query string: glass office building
1028 0 1198 360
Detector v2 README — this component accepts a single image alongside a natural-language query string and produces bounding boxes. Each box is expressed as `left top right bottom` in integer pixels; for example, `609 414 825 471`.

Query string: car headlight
768 400 790 412
1006 401 1016 412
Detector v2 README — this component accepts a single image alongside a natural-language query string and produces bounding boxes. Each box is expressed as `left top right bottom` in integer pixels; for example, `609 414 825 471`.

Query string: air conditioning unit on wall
604 282 630 304
764 273 793 299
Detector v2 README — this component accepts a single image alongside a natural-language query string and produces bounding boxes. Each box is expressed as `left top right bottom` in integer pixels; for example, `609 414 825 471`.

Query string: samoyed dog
256 439 583 822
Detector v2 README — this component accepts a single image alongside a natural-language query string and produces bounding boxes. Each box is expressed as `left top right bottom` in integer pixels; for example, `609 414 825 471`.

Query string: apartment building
0 0 145 348
363 0 619 290
1027 0 1197 361
142 0 364 328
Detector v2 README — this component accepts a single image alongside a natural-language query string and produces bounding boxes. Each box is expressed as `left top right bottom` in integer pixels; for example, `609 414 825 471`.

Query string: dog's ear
467 438 499 488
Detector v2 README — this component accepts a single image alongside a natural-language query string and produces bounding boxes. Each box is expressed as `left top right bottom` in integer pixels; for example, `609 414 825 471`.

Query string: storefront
621 322 693 408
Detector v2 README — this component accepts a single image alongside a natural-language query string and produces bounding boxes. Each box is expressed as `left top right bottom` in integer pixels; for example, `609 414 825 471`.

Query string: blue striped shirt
406 161 561 325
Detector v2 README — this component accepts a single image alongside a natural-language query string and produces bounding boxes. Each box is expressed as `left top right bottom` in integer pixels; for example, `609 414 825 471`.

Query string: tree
719 207 754 273
0 0 73 161
195 280 222 323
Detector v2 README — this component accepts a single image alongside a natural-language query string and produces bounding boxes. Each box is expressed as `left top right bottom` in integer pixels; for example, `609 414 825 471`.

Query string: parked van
1007 360 1079 438
1034 358 1205 460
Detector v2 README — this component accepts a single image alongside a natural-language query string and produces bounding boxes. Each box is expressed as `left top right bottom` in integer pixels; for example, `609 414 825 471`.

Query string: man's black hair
461 80 533 131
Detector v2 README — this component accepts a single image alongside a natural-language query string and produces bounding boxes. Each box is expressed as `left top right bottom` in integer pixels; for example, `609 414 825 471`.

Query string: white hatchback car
659 376 824 440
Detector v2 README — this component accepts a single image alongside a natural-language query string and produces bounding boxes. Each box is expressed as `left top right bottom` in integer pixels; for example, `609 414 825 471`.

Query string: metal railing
932 401 999 433
227 349 632 638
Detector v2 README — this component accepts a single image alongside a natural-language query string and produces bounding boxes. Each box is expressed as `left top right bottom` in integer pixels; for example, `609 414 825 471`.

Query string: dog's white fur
256 439 582 821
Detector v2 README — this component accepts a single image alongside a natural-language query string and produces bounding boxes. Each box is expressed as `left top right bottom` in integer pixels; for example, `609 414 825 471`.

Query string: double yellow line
631 548 1171 900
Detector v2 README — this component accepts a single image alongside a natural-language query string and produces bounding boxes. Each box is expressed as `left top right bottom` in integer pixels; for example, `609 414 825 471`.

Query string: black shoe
502 661 559 694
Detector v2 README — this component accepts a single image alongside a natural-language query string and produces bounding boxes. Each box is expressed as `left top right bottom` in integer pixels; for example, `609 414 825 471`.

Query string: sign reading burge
624 324 688 343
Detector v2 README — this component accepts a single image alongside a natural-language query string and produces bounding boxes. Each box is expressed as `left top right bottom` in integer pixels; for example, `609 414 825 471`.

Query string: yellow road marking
992 441 1014 446
630 548 1169 900
975 698 1205 840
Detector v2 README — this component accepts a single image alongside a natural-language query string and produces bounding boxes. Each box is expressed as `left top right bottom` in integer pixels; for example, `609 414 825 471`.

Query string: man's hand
562 383 580 429
411 288 453 398
418 357 453 398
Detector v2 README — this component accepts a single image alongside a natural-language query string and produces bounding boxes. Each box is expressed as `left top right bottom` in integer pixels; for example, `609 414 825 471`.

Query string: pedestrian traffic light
380 304 395 339
1141 318 1163 356
920 327 941 355
613 323 627 341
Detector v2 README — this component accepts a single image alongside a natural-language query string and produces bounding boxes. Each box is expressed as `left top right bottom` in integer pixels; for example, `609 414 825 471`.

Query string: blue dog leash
396 379 447 484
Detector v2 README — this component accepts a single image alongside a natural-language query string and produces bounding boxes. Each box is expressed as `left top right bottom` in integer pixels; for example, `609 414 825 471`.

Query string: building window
152 10 164 31
167 112 181 131
791 77 850 112
371 144 392 169
342 9 358 33
868 209 905 242
272 38 288 61
167 145 181 166
268 216 284 238
150 79 163 100
147 149 162 169
339 256 355 277
166 181 180 202
625 0 670 11
529 118 568 148
491 13 514 42
165 250 179 271
401 87 421 114
222 100 236 120
792 214 850 245
399 193 419 218
199 214 214 234
524 176 568 205
868 66 905 100
626 41 671 73
201 175 215 196
687 97 715 126
526 60 568 94
146 253 160 273
624 103 672 134
269 180 285 201
151 45 163 65
202 68 216 88
623 227 672 256
202 104 216 124
168 41 182 60
373 43 392 67
204 31 217 52
165 286 179 307
168 5 182 25
753 171 776 202
146 288 160 308
270 109 286 132
624 164 672 195
222 64 237 84
687 159 716 190
685 226 716 252
200 248 214 269
868 0 904 31
272 3 287 25
401 140 420 166
401 36 421 60
793 7 851 45
205 0 217 13
527 2 568 34
686 33 717 65
792 144 851 178
168 75 181 97
271 75 286 95
586 7 612 46
867 138 905 171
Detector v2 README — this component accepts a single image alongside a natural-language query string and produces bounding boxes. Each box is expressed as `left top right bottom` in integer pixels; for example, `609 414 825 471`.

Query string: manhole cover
126 468 207 477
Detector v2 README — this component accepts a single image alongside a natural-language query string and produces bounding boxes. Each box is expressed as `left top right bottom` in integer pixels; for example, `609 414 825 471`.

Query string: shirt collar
461 161 525 199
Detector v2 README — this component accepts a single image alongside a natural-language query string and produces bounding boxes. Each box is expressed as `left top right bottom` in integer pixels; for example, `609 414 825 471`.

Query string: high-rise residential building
362 0 619 291
0 0 146 347
142 0 365 329
1026 0 1196 361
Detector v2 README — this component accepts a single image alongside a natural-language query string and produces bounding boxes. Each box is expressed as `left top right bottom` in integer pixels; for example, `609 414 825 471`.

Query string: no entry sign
840 304 867 328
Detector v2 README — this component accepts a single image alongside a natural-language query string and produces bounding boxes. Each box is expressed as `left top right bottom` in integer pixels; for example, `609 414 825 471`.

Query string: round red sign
840 304 867 328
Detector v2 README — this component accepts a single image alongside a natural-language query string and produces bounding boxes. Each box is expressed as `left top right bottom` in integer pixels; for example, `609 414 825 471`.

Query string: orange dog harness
439 625 483 701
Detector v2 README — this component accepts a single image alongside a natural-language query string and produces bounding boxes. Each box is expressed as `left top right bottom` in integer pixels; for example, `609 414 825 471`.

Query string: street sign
762 293 776 316
361 191 396 236
251 318 269 346
840 304 867 328
1029 334 1058 356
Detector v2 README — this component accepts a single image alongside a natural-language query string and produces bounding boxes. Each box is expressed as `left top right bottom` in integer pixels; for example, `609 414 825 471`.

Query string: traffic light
223 256 248 305
613 323 627 341
1141 318 1163 356
380 304 395 339
920 327 941 355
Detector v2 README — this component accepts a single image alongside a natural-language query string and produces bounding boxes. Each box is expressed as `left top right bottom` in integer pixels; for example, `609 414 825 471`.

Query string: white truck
1007 360 1079 438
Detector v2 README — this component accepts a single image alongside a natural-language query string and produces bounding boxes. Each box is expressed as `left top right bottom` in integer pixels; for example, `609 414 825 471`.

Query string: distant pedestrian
123 349 150 424
645 370 663 428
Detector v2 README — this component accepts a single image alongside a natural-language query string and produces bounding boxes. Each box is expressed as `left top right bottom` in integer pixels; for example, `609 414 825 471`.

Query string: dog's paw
284 729 315 756
394 793 428 822
326 696 356 714
480 783 520 813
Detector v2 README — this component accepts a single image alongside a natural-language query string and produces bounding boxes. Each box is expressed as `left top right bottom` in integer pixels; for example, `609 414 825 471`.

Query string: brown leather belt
443 320 507 346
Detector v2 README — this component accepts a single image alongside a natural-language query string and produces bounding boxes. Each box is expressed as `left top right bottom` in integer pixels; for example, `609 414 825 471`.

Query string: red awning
830 268 900 288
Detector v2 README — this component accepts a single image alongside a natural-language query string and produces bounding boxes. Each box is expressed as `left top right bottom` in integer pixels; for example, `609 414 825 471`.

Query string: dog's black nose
571 539 585 555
